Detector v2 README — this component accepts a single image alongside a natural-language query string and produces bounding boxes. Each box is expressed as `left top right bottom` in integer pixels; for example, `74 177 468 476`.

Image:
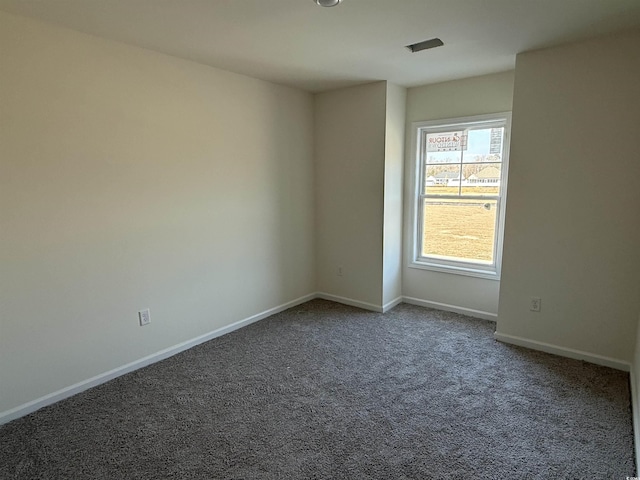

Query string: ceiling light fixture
314 0 342 7
406 38 444 53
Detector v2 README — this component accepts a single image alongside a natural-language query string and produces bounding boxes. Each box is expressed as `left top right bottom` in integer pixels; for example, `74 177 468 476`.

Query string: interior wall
402 72 515 317
314 82 387 308
0 12 316 414
496 29 640 363
382 83 406 307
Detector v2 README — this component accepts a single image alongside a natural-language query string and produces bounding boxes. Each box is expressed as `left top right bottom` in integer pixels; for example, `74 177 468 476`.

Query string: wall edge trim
382 296 404 313
494 331 630 371
402 296 497 321
316 292 383 312
0 293 317 425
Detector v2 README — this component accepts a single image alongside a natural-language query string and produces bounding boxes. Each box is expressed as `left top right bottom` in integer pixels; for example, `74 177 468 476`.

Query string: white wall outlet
530 297 541 312
138 308 151 326
337 266 343 276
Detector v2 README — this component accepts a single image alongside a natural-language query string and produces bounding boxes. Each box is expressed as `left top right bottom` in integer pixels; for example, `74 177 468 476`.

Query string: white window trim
408 112 512 281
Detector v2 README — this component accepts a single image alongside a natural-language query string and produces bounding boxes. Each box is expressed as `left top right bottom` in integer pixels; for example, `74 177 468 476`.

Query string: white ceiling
2 0 640 92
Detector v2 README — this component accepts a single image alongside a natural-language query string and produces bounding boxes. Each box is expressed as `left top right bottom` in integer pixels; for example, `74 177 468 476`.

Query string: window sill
408 260 501 281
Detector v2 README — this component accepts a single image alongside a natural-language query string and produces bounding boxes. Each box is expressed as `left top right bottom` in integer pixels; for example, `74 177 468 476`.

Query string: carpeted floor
0 299 635 479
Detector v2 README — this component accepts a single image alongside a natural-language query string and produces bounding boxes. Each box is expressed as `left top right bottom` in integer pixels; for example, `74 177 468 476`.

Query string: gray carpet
0 299 635 479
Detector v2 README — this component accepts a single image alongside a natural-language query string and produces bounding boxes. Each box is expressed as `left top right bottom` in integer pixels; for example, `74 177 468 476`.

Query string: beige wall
497 29 640 362
0 12 316 414
402 72 515 316
314 82 387 308
382 83 406 306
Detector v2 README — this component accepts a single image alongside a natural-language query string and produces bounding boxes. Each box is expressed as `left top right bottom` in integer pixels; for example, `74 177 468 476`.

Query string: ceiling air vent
406 38 444 53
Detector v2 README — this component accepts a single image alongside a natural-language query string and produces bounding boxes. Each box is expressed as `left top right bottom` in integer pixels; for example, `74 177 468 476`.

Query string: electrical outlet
138 309 151 326
530 297 541 312
337 266 343 276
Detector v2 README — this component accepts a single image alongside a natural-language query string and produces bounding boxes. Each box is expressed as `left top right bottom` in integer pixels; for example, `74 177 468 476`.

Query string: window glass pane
425 130 467 153
463 127 503 159
424 165 461 195
421 199 497 263
425 150 462 165
460 163 502 196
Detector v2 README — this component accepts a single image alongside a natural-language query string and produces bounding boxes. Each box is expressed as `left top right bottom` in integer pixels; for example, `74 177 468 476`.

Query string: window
410 113 511 279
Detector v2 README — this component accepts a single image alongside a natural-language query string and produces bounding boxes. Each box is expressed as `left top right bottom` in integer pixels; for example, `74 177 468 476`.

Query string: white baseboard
0 293 316 426
402 296 497 321
494 331 630 372
382 296 403 313
316 292 383 312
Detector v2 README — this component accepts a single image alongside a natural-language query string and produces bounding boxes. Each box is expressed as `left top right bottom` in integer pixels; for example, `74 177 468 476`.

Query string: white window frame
409 112 512 280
